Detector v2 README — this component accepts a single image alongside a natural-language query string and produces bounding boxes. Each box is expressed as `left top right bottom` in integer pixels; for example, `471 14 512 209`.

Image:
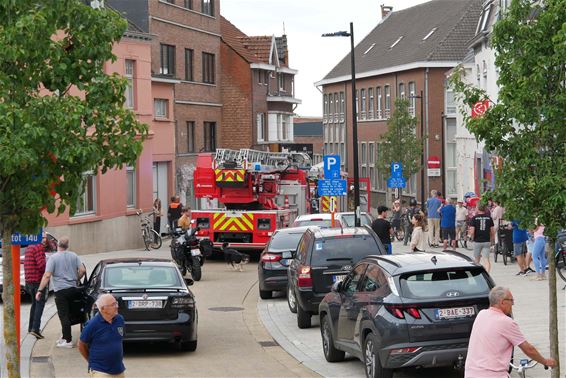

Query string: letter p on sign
324 155 341 179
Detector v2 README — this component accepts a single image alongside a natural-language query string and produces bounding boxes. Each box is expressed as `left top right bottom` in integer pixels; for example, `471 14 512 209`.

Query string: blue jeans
532 237 547 274
384 243 392 255
26 282 47 333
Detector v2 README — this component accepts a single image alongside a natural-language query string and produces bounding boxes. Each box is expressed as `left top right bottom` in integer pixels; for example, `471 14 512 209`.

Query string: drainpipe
441 112 446 197
424 67 429 198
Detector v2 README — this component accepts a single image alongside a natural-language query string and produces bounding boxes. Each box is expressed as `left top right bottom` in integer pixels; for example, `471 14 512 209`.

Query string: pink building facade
45 26 176 254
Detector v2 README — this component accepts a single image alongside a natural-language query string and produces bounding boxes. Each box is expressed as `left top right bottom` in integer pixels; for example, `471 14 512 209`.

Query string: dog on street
221 242 250 272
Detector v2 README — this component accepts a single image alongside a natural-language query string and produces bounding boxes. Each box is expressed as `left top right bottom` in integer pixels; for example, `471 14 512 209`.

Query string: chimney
381 4 393 18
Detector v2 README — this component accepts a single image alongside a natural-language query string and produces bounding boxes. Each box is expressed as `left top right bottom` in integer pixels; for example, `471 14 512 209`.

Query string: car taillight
297 265 312 287
385 305 421 319
390 347 421 354
261 253 282 262
171 297 195 308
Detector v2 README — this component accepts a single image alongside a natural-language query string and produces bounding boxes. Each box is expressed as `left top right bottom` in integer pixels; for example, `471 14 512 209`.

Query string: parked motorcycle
170 227 210 281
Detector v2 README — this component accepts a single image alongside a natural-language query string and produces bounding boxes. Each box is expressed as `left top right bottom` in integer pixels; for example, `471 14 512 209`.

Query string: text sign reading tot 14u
323 155 341 179
318 179 348 196
10 229 43 246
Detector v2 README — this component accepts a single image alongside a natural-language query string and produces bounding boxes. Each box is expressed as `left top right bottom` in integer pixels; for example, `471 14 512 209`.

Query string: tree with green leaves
0 1 147 376
450 1 565 376
375 98 424 192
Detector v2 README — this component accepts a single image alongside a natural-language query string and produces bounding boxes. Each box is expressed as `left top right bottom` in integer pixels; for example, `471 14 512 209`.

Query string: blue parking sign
391 162 403 178
323 155 341 179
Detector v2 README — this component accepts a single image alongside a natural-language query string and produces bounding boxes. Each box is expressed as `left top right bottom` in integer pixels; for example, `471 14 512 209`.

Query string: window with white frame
323 94 328 121
361 142 367 178
376 87 382 119
74 172 96 216
124 59 134 109
329 94 334 117
408 82 416 116
126 165 136 208
340 143 345 167
355 90 359 119
257 113 267 142
398 82 405 99
339 92 345 116
384 85 391 118
334 93 339 119
369 142 375 190
154 99 168 118
278 73 285 91
446 87 456 115
360 88 366 120
368 88 374 119
445 118 458 196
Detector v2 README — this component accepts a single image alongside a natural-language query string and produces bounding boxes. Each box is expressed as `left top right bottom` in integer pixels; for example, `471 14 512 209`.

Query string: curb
21 302 58 378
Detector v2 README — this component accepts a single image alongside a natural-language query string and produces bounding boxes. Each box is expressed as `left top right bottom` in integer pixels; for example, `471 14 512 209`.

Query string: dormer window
390 36 403 49
476 4 493 33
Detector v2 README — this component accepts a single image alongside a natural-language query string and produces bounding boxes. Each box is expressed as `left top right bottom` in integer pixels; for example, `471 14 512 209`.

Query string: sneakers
515 271 526 276
526 267 535 273
29 330 44 339
56 339 74 348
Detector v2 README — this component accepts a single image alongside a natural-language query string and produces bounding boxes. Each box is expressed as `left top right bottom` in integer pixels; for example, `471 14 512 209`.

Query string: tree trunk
546 240 560 378
2 228 20 377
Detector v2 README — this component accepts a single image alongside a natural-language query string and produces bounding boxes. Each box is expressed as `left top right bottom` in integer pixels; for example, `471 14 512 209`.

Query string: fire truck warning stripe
214 213 227 229
241 214 254 229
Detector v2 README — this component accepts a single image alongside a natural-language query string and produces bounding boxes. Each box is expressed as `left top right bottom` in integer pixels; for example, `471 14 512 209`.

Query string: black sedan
258 226 313 299
85 258 198 351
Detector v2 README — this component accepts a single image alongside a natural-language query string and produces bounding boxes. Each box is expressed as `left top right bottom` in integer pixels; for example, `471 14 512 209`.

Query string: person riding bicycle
465 286 556 377
403 198 420 246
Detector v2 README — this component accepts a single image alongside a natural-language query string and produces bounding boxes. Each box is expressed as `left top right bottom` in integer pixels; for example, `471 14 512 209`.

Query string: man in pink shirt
465 286 556 377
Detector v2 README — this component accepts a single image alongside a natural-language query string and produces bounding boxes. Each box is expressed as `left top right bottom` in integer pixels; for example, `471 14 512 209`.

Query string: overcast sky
221 0 430 117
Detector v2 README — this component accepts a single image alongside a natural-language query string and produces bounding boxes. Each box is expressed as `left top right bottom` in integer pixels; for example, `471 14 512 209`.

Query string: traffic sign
391 162 403 178
10 229 43 246
323 155 341 179
318 179 348 196
387 176 406 188
471 100 489 118
427 156 441 169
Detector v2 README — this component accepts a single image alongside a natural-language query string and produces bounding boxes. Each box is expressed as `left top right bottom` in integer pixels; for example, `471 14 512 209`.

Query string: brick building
220 17 301 154
284 117 323 165
315 0 482 207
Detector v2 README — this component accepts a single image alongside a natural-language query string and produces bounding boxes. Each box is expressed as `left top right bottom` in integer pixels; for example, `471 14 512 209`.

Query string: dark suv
287 227 385 329
318 251 494 378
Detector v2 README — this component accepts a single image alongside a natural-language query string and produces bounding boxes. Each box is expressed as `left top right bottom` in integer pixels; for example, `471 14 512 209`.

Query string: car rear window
399 269 490 299
339 214 372 227
104 266 182 288
269 232 304 250
294 220 334 228
310 236 379 265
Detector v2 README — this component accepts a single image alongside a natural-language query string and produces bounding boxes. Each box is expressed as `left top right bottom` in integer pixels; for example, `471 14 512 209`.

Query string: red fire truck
191 149 312 251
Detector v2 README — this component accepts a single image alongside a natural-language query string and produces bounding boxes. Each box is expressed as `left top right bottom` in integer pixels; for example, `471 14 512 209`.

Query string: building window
398 82 405 99
360 89 366 120
384 85 391 118
282 115 288 140
445 118 457 196
278 73 285 91
160 44 175 76
369 143 375 190
184 0 192 9
368 88 374 119
323 94 328 121
204 122 216 151
165 0 175 3
187 121 195 152
340 92 345 116
333 93 339 119
201 0 214 16
124 59 134 109
154 99 168 118
74 172 96 216
446 87 457 115
126 166 136 208
408 82 416 116
329 94 334 117
185 48 193 81
257 113 267 141
202 52 215 84
482 60 488 78
355 90 359 118
476 64 481 83
376 87 382 119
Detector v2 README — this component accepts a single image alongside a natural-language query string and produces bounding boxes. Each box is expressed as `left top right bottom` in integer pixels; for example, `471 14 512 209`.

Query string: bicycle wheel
464 237 472 251
556 252 566 282
502 245 508 265
150 230 162 249
494 244 499 263
142 229 151 250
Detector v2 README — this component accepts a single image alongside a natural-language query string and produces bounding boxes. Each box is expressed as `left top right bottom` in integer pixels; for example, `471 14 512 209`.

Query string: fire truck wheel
259 289 273 300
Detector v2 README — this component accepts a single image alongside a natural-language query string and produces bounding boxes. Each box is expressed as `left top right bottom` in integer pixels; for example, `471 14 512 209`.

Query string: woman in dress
153 198 162 235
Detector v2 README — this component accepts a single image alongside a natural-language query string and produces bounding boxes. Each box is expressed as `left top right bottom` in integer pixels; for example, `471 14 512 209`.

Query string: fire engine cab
192 148 312 251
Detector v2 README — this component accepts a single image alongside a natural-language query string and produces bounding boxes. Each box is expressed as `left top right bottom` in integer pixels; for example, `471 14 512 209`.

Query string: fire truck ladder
214 149 311 171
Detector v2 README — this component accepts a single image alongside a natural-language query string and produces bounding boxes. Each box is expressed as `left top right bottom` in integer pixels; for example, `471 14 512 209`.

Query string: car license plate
435 306 475 320
333 274 346 283
191 249 201 257
128 300 162 309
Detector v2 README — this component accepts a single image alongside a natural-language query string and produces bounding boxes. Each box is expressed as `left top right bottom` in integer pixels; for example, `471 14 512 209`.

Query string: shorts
513 242 526 257
474 242 491 258
441 228 456 241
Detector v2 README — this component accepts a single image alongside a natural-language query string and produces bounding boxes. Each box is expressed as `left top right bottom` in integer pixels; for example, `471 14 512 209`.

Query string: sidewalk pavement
258 240 566 378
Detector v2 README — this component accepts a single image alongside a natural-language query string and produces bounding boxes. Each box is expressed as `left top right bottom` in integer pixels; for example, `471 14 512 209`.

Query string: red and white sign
427 156 441 177
427 156 441 169
471 100 489 118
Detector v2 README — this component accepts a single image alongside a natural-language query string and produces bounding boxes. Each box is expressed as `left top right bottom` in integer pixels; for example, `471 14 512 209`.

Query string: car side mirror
184 277 194 286
331 280 343 292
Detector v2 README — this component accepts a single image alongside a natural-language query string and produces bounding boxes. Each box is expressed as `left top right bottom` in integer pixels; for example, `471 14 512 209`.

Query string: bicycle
456 223 473 250
137 210 162 251
509 358 548 378
389 214 405 241
494 222 514 265
556 240 566 286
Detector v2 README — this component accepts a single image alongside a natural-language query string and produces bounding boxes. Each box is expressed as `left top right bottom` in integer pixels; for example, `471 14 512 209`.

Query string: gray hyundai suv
318 251 494 378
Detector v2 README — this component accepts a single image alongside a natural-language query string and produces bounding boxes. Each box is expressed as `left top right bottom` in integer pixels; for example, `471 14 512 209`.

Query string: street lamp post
322 22 361 227
409 90 425 206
